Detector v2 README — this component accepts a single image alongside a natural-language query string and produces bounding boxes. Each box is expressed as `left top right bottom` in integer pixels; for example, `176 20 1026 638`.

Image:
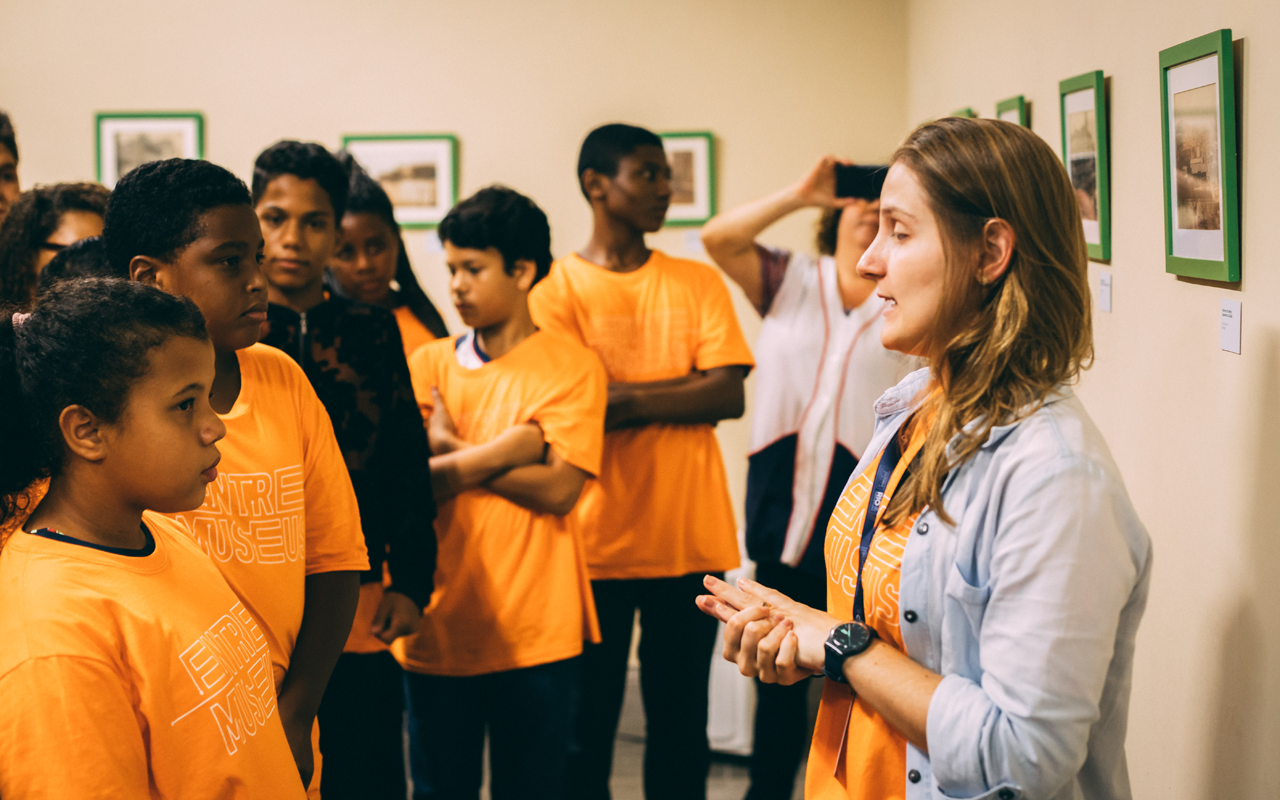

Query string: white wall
907 2 1280 796
1 0 908 523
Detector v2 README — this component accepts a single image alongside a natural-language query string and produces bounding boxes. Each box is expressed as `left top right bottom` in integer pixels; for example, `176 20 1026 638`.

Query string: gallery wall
12 1 1263 791
906 1 1280 796
0 0 908 524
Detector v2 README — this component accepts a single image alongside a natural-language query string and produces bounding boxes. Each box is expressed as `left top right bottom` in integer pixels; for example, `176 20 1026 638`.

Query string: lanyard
852 426 908 623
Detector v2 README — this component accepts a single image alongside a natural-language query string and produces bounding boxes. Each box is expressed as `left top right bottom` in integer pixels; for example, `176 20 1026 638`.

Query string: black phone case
834 165 888 199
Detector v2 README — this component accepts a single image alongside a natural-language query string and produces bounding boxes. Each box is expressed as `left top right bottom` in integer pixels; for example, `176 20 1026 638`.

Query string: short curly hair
576 123 663 198
438 185 553 286
252 140 348 221
0 277 208 529
38 236 117 295
815 207 844 257
102 158 252 277
0 182 110 308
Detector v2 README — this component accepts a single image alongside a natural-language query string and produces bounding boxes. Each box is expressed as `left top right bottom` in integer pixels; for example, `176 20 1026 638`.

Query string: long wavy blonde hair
882 117 1093 527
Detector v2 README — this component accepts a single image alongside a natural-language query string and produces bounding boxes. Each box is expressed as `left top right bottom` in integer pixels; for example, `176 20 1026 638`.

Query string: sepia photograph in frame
341 134 458 229
1058 70 1111 261
996 95 1028 127
96 113 204 189
1159 29 1239 281
659 132 716 226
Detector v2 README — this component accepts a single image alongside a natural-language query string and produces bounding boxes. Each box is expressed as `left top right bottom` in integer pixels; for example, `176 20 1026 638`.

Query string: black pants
568 572 722 800
403 657 581 800
745 561 828 800
316 650 408 800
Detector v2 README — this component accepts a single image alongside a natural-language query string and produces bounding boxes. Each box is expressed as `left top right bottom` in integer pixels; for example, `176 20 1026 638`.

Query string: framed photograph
659 131 715 226
1059 71 1111 261
340 134 458 229
951 107 977 118
996 95 1029 127
1159 29 1239 282
96 112 204 189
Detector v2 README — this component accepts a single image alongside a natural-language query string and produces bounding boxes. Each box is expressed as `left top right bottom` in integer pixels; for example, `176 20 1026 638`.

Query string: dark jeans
316 650 408 800
568 572 723 800
403 657 581 800
745 561 828 800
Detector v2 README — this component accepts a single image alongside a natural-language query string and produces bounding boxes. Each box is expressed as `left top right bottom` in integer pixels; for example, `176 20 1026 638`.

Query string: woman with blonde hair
698 117 1152 800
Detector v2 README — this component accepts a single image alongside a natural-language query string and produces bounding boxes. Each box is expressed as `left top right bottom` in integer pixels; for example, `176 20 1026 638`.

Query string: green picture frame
951 107 977 119
1059 71 1111 261
659 131 716 227
340 133 459 229
996 95 1029 127
95 112 205 189
1159 29 1239 282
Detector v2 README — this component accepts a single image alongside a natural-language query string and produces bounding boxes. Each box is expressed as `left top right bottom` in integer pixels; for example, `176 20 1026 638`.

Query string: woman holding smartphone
698 117 1152 800
701 157 915 800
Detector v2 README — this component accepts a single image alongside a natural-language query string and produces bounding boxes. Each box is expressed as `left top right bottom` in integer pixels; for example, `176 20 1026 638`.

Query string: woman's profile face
856 163 947 358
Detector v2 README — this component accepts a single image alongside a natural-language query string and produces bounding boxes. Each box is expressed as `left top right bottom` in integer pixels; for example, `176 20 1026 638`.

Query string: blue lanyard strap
852 427 907 623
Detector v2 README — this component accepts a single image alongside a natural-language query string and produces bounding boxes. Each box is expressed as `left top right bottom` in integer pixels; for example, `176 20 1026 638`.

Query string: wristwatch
823 621 877 683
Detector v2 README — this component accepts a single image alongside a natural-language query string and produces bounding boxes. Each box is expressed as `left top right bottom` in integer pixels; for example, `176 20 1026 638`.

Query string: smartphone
834 164 888 199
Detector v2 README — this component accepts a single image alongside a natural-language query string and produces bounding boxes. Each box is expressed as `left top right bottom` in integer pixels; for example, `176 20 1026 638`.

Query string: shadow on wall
1203 327 1280 797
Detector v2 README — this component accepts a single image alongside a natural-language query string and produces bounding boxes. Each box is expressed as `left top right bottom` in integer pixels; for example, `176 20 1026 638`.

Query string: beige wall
907 1 1280 796
0 0 908 524
17 1 1253 793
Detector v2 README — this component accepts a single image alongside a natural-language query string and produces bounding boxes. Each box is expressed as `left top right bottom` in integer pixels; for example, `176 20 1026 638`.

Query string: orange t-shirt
163 344 370 688
0 513 306 799
392 330 606 676
393 305 436 362
806 416 929 800
528 251 755 580
344 563 394 655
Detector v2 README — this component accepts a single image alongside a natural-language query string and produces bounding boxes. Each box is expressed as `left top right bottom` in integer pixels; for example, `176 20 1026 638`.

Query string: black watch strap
823 621 877 683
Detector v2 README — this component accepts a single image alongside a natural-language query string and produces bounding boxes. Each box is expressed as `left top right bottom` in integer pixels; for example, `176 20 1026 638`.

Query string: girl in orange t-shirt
329 151 449 362
0 279 305 799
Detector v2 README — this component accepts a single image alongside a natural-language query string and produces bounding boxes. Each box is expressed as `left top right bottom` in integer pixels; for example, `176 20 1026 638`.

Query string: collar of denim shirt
872 367 1077 458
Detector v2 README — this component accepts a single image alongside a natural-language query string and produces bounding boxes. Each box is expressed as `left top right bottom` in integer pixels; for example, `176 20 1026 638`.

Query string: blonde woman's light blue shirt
849 368 1152 800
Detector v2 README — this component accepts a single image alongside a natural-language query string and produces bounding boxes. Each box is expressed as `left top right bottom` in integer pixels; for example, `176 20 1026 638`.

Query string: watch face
827 622 871 656
830 626 852 650
846 623 872 652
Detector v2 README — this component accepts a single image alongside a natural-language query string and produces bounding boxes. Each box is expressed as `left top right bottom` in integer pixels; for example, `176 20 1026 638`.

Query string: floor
465 666 807 800
609 666 808 800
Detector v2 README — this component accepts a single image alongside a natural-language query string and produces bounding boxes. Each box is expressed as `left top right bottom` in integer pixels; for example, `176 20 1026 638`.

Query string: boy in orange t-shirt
103 158 370 794
528 124 754 799
394 186 606 800
253 141 435 800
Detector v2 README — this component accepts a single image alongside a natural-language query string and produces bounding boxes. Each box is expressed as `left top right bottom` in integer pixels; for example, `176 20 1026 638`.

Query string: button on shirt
834 368 1152 800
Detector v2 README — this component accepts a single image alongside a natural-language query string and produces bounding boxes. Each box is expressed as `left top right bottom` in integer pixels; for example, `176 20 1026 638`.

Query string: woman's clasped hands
695 574 840 685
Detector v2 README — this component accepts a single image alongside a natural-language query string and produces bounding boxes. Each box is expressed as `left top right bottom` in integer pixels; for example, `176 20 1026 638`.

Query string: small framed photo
660 132 716 226
996 95 1029 127
96 112 204 189
951 107 977 119
1159 29 1239 282
1059 71 1111 261
340 134 459 229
